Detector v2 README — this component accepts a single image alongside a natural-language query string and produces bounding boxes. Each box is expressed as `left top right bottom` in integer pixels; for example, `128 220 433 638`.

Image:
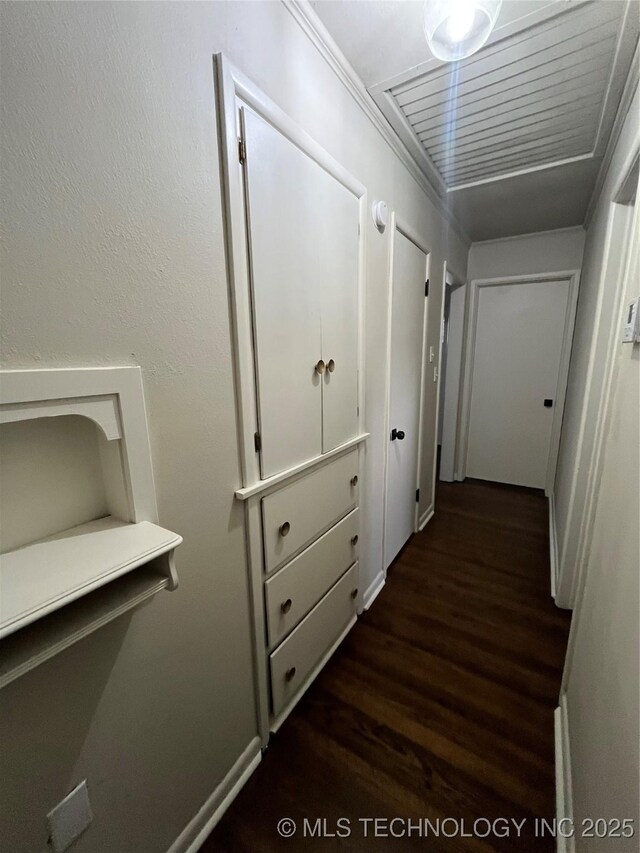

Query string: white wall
554 88 640 608
560 152 639 845
467 226 586 281
0 3 467 851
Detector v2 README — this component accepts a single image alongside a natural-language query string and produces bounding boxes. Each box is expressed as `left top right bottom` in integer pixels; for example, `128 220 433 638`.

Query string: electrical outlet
47 780 93 852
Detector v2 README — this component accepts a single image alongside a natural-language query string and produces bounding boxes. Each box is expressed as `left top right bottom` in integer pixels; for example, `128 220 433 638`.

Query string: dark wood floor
204 479 572 852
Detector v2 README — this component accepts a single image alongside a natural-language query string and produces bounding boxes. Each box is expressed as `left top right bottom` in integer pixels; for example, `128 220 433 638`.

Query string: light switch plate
47 780 93 852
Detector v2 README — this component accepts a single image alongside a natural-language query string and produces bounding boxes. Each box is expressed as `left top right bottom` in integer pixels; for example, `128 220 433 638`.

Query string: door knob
315 359 326 375
351 534 359 546
350 588 358 600
279 521 291 537
281 598 292 614
285 666 296 682
350 475 358 486
391 428 405 441
327 358 336 373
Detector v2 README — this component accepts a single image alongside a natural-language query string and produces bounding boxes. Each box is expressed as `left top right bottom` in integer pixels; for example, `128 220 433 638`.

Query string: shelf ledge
0 516 182 639
0 566 172 688
234 433 369 501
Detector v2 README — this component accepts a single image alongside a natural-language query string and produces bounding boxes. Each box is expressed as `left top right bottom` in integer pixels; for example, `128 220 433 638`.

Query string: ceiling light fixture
424 0 502 62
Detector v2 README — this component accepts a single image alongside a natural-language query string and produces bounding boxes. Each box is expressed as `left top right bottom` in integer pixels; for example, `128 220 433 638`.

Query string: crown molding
281 0 471 248
584 38 640 227
470 224 585 248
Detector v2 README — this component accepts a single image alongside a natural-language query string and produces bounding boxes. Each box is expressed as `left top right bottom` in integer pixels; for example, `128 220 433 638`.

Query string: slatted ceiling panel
393 1 621 107
425 105 602 156
443 144 590 184
438 126 594 172
443 139 593 184
409 47 615 130
387 0 627 188
418 87 605 145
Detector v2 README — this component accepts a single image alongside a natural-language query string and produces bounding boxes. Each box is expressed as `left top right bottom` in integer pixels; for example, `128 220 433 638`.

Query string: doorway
459 272 579 492
383 218 429 570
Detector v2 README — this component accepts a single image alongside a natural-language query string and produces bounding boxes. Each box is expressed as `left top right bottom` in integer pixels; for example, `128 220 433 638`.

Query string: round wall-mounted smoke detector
372 200 389 232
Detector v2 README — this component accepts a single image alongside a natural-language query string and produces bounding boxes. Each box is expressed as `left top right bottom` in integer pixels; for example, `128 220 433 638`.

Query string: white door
384 229 428 569
241 107 359 478
466 279 570 489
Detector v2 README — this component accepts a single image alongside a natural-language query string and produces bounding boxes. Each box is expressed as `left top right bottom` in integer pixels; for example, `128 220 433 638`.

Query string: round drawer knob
351 534 359 546
350 588 358 600
315 359 326 375
350 475 358 487
279 521 291 537
281 598 292 614
285 666 297 682
327 358 336 373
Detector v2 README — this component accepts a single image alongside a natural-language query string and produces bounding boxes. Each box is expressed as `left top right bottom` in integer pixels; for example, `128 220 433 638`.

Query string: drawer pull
315 359 326 375
351 534 359 546
285 666 297 682
350 588 358 600
350 475 358 487
279 521 291 537
327 358 336 373
281 598 292 614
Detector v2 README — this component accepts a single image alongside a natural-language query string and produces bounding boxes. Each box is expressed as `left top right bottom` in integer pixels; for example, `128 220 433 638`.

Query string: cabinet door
320 194 360 452
242 107 323 478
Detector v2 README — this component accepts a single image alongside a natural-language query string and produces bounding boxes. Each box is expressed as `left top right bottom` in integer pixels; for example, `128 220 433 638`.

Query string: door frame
382 212 430 571
458 269 581 495
437 264 467 483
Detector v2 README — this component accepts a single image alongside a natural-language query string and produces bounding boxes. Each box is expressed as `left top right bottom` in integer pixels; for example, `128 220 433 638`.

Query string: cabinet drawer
269 563 358 718
265 509 358 648
261 450 359 573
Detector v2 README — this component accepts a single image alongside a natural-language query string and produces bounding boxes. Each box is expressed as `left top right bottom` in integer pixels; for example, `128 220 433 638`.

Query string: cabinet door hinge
238 137 247 164
254 432 261 453
425 279 430 297
416 488 420 502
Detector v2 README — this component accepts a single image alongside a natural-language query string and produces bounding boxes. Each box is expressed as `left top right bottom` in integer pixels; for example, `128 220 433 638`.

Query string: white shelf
0 564 171 688
0 516 182 639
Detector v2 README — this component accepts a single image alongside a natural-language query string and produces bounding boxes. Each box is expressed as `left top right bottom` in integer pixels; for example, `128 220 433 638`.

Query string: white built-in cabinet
217 55 368 740
241 108 359 478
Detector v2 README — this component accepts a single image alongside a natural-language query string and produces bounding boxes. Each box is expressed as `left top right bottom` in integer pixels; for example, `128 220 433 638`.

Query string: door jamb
458 270 581 494
435 264 466 485
381 212 430 572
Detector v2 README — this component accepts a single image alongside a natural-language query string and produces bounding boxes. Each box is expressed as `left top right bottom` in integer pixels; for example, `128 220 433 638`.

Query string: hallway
205 480 572 852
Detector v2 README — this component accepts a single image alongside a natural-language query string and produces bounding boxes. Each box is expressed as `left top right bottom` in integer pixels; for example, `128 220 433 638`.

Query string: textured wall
0 3 467 851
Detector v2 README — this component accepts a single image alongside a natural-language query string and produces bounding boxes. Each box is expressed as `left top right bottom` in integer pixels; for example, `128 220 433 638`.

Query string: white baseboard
418 506 434 531
363 571 385 610
554 696 575 853
167 736 262 853
549 492 559 600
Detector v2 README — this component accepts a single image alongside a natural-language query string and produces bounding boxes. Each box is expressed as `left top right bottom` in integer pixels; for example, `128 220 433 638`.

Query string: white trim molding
554 696 576 853
418 506 435 532
281 0 471 247
166 737 262 853
548 492 560 603
362 571 385 610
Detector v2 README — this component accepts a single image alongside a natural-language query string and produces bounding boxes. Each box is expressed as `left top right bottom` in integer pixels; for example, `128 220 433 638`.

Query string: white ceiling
311 0 640 241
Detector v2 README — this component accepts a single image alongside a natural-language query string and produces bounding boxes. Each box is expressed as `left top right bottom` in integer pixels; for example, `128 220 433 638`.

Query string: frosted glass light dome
424 0 502 62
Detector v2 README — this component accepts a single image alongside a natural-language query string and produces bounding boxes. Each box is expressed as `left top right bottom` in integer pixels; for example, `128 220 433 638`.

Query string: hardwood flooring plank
203 481 571 852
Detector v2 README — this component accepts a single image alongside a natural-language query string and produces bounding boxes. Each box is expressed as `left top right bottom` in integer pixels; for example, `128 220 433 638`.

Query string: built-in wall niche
0 367 182 686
